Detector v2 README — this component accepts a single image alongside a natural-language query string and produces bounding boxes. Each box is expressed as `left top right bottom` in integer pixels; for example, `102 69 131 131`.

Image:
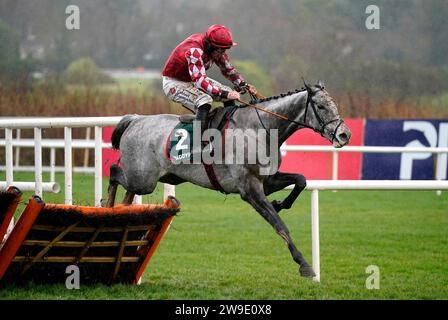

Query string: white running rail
297 180 448 282
0 117 121 207
281 145 448 185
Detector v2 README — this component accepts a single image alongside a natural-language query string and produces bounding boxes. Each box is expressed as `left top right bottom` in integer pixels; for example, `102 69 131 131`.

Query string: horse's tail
112 114 138 150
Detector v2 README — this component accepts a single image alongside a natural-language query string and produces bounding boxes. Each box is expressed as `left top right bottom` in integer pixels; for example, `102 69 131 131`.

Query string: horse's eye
317 105 326 110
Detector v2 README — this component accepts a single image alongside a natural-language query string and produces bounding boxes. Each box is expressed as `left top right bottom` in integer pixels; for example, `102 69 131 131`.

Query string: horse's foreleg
263 172 306 213
240 176 315 278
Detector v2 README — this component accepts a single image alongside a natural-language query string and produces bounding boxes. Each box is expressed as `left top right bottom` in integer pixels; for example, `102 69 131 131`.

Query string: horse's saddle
178 106 229 131
165 105 238 162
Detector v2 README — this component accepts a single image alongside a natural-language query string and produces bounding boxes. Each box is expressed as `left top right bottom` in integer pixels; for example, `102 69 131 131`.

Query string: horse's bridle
241 90 345 145
303 90 345 144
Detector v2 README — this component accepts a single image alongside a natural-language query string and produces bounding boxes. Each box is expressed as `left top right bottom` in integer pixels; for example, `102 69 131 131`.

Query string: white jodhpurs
162 76 233 112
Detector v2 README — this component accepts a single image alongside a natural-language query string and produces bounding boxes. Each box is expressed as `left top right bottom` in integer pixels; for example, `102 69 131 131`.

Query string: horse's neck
238 91 308 144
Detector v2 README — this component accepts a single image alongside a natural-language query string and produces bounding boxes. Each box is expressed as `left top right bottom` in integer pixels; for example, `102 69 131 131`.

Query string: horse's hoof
271 200 283 213
299 265 316 278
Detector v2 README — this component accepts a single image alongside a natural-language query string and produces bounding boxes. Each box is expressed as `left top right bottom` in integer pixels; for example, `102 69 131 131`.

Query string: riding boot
195 104 211 140
224 100 236 108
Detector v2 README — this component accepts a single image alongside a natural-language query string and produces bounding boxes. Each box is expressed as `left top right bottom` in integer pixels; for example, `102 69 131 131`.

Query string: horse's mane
251 88 307 104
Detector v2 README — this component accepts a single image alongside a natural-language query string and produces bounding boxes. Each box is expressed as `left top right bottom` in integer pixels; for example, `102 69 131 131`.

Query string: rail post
34 128 43 197
5 128 13 188
94 126 102 207
14 129 20 169
311 189 320 282
50 148 56 182
436 153 445 196
64 127 73 205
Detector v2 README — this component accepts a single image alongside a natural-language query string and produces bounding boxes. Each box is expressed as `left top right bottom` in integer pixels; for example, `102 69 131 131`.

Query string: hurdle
0 186 22 244
0 189 180 286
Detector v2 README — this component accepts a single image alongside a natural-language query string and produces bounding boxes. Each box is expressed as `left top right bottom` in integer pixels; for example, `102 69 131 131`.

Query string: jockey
162 24 257 134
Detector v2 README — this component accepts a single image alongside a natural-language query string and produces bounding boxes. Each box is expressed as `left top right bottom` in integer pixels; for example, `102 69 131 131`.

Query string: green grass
1 172 447 299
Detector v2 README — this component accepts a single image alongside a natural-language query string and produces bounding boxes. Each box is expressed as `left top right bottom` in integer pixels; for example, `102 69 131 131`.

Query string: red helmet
205 24 238 49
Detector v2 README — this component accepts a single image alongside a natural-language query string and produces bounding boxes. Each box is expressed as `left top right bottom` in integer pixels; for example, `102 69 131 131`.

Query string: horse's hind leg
263 172 306 213
105 183 118 207
119 165 159 205
105 164 136 206
240 175 315 278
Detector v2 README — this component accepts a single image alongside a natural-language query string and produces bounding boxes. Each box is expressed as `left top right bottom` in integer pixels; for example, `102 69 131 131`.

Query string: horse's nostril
338 133 348 141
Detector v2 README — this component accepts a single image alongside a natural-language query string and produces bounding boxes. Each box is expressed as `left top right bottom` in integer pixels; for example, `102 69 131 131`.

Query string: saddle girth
202 106 237 194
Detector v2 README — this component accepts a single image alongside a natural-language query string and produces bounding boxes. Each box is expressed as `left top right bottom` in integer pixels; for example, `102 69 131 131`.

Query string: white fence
3 139 448 188
0 138 112 178
281 145 448 183
3 137 447 187
300 180 448 282
0 117 122 206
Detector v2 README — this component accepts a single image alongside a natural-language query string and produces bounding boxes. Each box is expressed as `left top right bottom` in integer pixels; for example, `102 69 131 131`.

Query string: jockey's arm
185 48 233 100
216 53 257 95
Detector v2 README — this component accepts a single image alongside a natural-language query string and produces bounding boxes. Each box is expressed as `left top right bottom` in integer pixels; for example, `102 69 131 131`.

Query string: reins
236 90 345 144
237 98 291 122
236 94 315 131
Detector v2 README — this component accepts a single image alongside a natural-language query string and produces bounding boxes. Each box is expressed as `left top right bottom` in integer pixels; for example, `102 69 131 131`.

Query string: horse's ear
303 78 313 94
316 80 325 90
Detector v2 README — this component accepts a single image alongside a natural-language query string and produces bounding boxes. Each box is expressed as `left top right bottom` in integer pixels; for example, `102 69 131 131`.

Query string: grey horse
106 81 351 278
